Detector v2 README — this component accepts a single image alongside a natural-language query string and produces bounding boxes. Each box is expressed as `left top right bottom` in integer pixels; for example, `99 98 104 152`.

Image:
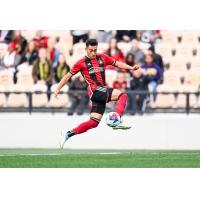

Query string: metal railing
0 91 199 114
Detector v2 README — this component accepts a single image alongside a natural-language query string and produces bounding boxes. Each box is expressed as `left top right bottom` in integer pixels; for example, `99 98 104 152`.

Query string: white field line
0 151 199 157
0 152 124 157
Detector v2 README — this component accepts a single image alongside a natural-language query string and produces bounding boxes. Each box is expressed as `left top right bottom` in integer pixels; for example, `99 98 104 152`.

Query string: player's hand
54 89 60 99
132 64 139 71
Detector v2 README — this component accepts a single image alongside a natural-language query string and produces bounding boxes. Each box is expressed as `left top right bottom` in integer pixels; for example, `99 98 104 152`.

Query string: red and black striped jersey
70 53 116 97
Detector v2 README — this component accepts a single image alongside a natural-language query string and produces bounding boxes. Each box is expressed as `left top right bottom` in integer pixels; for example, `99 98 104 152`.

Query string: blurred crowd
0 30 199 114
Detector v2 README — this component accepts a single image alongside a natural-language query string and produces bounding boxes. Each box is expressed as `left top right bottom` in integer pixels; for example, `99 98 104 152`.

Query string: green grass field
0 149 200 167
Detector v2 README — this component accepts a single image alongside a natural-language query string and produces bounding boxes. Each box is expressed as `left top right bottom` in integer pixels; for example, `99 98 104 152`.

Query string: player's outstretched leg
110 89 131 130
60 116 100 149
115 93 128 117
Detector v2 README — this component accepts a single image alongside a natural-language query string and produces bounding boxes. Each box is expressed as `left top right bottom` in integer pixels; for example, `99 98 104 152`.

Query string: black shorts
91 87 114 115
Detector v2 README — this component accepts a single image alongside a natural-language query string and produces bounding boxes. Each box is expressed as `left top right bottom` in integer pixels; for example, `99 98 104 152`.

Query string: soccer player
54 39 139 148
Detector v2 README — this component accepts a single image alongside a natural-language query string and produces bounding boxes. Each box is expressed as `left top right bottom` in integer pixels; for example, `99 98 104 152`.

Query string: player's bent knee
118 92 128 101
90 117 100 128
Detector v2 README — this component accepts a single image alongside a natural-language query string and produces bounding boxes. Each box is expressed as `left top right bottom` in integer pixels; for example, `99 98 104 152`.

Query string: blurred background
0 30 199 115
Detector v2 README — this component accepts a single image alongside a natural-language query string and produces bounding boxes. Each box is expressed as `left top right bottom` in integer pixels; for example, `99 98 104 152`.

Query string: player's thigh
111 88 122 101
90 112 103 121
90 101 106 121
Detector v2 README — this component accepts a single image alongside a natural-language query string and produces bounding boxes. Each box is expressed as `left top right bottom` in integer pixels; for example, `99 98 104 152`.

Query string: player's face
86 45 98 59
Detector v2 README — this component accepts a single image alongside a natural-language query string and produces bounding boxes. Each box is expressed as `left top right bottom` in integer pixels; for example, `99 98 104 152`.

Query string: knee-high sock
115 93 128 117
73 118 99 135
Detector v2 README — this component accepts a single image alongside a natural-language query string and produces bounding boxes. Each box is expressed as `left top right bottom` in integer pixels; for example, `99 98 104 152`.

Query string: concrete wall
0 113 199 149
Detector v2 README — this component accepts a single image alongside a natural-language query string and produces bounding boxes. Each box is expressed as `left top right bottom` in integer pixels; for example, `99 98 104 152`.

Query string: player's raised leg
110 88 131 129
60 112 103 149
111 89 128 117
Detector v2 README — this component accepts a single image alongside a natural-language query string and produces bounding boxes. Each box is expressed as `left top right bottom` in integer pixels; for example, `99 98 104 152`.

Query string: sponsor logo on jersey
88 67 104 74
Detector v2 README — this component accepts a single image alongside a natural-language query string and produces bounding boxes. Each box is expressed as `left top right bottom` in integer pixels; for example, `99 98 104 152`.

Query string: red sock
73 118 99 135
115 93 128 117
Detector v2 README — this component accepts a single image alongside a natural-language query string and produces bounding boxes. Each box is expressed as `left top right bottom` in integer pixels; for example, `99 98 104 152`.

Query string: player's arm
103 53 139 71
54 72 72 98
115 60 139 71
55 61 81 98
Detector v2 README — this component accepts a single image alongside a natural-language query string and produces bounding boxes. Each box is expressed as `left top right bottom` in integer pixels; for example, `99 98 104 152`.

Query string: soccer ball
106 112 121 127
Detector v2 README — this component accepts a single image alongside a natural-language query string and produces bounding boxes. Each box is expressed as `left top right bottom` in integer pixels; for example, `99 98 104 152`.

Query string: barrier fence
0 91 199 114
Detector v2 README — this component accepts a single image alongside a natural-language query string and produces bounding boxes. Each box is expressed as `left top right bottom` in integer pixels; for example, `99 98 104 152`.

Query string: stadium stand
0 30 199 113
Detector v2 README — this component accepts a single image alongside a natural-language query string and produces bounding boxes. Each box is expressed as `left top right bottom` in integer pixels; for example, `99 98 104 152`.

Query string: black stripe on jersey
85 57 101 86
96 55 105 85
112 59 117 66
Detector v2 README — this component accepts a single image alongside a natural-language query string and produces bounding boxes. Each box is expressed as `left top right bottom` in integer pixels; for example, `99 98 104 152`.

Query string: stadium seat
183 70 200 86
197 96 200 108
177 84 199 93
154 43 173 64
0 70 14 88
0 43 8 59
48 84 70 108
16 69 34 91
17 63 33 72
190 57 200 70
174 44 194 60
162 70 182 88
176 94 197 108
181 31 199 45
0 85 6 107
154 94 175 108
156 84 178 93
7 84 28 107
169 58 187 71
32 84 48 107
194 46 200 57
161 31 179 45
0 93 6 107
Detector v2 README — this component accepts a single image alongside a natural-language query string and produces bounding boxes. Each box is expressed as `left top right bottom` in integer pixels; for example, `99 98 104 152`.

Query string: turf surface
0 149 200 168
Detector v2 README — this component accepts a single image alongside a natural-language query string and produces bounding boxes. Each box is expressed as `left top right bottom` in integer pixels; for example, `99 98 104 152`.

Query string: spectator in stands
0 30 13 44
138 30 161 45
115 30 137 42
47 37 60 69
68 75 89 115
128 39 145 66
148 46 164 76
54 53 70 83
20 40 38 65
141 53 162 103
104 38 125 70
126 53 136 67
113 71 128 91
126 69 150 115
33 30 49 50
96 30 113 43
32 48 53 99
0 42 21 72
71 30 89 45
11 30 27 56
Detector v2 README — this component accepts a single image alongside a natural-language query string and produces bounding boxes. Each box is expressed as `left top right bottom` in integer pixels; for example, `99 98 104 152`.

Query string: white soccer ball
106 112 121 127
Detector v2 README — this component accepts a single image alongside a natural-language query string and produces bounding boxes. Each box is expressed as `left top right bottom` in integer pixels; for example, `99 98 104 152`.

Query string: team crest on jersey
88 67 104 74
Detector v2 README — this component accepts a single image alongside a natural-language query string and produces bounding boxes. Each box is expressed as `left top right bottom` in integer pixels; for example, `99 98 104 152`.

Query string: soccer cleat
112 118 132 130
112 125 131 130
59 130 70 149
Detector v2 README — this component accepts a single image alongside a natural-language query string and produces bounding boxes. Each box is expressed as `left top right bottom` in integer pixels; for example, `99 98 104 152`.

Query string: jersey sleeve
102 54 116 66
70 61 82 75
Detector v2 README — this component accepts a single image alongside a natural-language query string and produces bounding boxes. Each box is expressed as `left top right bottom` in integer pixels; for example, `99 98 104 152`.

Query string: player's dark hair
86 39 98 47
